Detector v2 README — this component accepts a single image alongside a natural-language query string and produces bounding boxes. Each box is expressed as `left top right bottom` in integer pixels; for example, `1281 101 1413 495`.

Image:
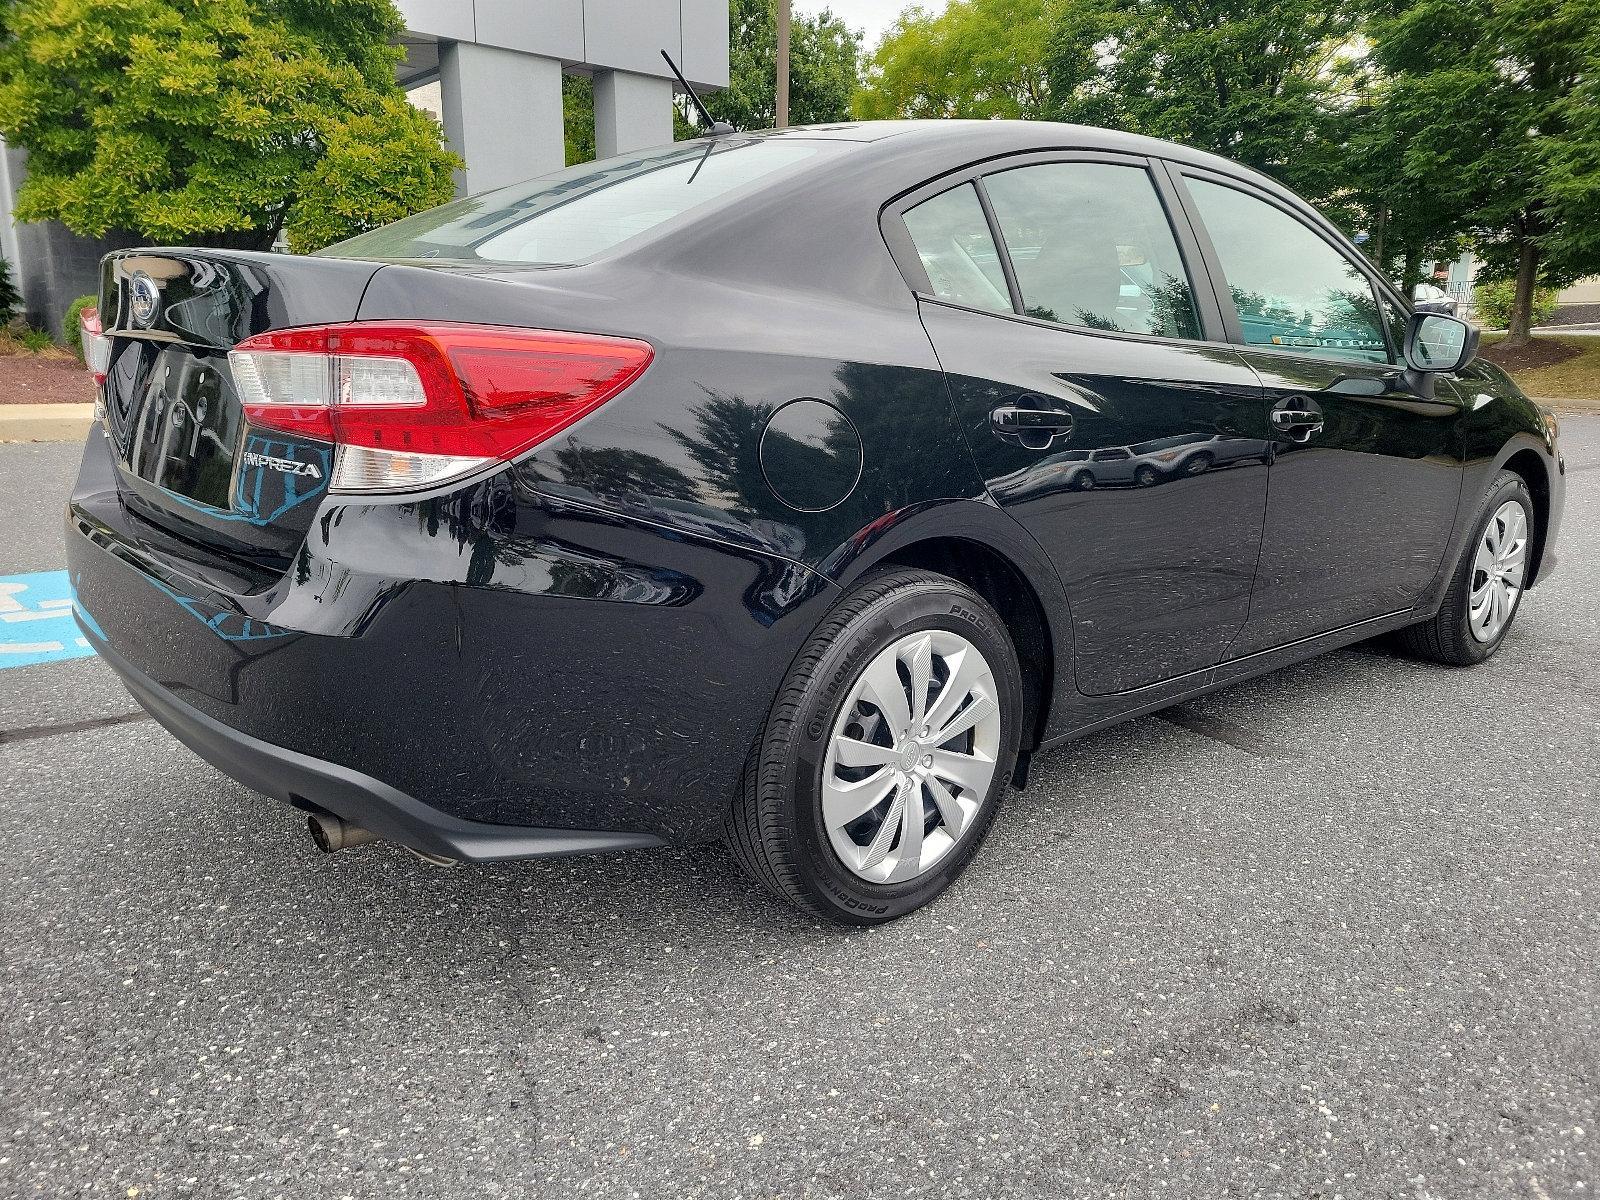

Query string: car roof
741 119 1268 184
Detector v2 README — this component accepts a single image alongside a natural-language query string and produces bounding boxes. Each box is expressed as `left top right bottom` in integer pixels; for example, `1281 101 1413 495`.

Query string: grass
1480 333 1600 412
0 327 72 358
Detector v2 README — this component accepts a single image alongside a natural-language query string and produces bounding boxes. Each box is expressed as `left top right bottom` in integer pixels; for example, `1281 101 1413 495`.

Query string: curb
0 403 95 443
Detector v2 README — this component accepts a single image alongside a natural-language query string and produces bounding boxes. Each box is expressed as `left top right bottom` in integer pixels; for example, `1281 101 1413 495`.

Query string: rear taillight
228 322 654 494
80 305 111 391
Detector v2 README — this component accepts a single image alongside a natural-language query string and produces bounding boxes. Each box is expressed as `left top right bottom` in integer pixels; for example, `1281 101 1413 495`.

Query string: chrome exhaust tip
306 811 377 853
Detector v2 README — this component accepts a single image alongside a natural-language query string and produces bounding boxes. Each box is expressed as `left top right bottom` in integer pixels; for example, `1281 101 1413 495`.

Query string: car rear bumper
86 632 664 862
66 427 835 848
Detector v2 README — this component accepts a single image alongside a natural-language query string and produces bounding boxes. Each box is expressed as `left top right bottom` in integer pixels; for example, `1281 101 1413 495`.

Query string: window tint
901 184 1012 314
982 163 1200 339
320 140 840 265
1187 178 1390 364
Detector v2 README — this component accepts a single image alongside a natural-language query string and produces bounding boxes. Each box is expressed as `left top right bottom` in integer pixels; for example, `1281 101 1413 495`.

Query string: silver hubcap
822 630 1002 884
1470 500 1528 643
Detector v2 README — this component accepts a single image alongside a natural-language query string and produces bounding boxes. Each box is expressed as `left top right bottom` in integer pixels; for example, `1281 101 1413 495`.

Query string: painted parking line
0 571 97 669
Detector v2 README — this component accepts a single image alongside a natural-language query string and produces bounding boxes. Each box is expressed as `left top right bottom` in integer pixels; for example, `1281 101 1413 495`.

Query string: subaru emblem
129 272 160 328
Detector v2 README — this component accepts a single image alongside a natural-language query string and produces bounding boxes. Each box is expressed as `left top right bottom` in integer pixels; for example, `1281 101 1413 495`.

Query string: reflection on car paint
991 432 1273 501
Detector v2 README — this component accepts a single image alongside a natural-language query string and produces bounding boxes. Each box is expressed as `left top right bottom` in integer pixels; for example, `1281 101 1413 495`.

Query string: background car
1412 281 1460 316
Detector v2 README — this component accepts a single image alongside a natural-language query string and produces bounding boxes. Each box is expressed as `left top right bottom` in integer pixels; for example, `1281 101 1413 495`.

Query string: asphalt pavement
2 428 1597 1199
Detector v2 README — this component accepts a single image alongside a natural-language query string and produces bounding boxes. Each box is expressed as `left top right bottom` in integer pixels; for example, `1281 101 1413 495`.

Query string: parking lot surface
2 426 1597 1199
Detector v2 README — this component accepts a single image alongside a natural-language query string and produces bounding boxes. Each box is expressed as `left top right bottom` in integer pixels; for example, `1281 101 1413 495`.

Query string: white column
592 70 675 160
438 43 565 198
0 140 25 283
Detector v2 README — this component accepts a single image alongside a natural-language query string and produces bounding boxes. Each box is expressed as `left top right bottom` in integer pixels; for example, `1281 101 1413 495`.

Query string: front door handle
1270 398 1324 443
992 402 1073 450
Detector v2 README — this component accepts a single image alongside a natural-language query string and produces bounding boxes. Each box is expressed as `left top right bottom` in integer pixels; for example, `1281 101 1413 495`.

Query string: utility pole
776 0 791 128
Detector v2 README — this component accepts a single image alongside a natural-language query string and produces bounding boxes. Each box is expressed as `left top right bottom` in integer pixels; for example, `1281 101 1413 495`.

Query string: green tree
563 74 597 166
0 0 459 252
707 0 861 129
1047 0 1363 210
1367 0 1600 345
855 0 1058 120
860 0 1360 212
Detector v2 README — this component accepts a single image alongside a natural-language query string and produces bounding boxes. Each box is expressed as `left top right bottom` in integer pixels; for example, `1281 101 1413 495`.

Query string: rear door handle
1270 398 1324 443
991 402 1073 450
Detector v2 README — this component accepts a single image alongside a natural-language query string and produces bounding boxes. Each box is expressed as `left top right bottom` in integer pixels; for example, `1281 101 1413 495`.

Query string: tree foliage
852 0 1600 340
1052 0 1362 207
1365 0 1600 342
704 0 861 130
861 0 1359 206
0 0 459 252
855 0 1057 120
564 74 597 166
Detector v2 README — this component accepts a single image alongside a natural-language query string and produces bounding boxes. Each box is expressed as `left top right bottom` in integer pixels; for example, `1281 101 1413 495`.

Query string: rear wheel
728 569 1023 924
1399 470 1534 665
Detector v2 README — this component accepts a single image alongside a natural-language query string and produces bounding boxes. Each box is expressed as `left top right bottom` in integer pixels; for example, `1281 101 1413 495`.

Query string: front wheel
1399 469 1534 665
727 569 1024 924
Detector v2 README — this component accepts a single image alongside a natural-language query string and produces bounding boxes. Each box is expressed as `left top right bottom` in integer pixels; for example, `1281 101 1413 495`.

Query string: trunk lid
97 249 381 572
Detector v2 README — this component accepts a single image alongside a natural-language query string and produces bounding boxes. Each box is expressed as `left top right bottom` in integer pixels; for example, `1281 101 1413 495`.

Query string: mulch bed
0 352 96 405
1479 337 1581 374
1545 303 1600 328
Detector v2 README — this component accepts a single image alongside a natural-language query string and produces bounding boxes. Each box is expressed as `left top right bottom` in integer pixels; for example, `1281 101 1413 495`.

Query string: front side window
901 184 1012 314
1187 177 1390 364
981 162 1201 339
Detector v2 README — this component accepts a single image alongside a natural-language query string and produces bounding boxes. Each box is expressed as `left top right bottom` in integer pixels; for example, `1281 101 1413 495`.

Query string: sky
795 0 953 52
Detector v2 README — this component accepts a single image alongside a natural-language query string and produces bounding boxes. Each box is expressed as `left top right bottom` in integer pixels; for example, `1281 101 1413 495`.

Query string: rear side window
902 184 1012 314
1186 177 1391 364
320 140 840 265
982 162 1201 339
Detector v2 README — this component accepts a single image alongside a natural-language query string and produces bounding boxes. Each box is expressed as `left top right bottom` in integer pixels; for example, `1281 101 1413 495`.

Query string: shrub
63 294 97 361
1473 279 1560 329
0 256 20 325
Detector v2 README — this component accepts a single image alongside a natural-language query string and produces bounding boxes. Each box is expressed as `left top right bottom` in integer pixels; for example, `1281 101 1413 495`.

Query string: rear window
320 139 840 266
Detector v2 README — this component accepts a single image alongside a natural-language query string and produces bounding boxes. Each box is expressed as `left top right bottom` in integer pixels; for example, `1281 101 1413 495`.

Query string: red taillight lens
229 322 654 493
80 305 110 388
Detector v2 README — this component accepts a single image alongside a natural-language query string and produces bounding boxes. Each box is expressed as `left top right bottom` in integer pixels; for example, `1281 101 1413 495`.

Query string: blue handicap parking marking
0 570 98 669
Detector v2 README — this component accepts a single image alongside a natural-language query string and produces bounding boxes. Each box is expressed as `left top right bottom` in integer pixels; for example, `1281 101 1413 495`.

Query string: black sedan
69 121 1565 924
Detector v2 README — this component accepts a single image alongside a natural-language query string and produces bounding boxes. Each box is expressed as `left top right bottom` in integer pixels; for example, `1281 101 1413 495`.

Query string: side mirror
1405 312 1478 373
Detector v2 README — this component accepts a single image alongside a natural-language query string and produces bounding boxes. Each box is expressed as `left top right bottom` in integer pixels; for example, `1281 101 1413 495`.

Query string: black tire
727 568 1024 925
1183 451 1214 475
1398 469 1534 666
1135 465 1162 487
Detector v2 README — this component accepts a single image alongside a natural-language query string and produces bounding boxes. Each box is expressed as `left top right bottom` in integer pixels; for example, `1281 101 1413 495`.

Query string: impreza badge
242 450 322 479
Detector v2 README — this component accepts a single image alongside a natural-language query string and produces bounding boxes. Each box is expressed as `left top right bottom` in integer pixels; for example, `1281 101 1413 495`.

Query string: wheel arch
1498 442 1554 586
823 500 1074 757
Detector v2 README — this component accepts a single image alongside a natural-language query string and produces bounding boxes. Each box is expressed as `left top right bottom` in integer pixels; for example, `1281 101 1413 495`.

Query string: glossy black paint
97 251 380 568
66 121 1565 857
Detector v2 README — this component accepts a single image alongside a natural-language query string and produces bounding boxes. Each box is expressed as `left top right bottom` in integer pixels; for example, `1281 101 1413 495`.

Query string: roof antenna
661 49 735 136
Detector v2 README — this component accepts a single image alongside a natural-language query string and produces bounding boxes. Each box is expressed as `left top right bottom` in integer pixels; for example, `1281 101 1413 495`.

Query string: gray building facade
0 1 730 334
397 0 729 196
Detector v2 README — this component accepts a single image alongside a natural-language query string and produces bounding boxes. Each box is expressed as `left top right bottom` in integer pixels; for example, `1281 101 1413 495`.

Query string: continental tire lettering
808 640 871 742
